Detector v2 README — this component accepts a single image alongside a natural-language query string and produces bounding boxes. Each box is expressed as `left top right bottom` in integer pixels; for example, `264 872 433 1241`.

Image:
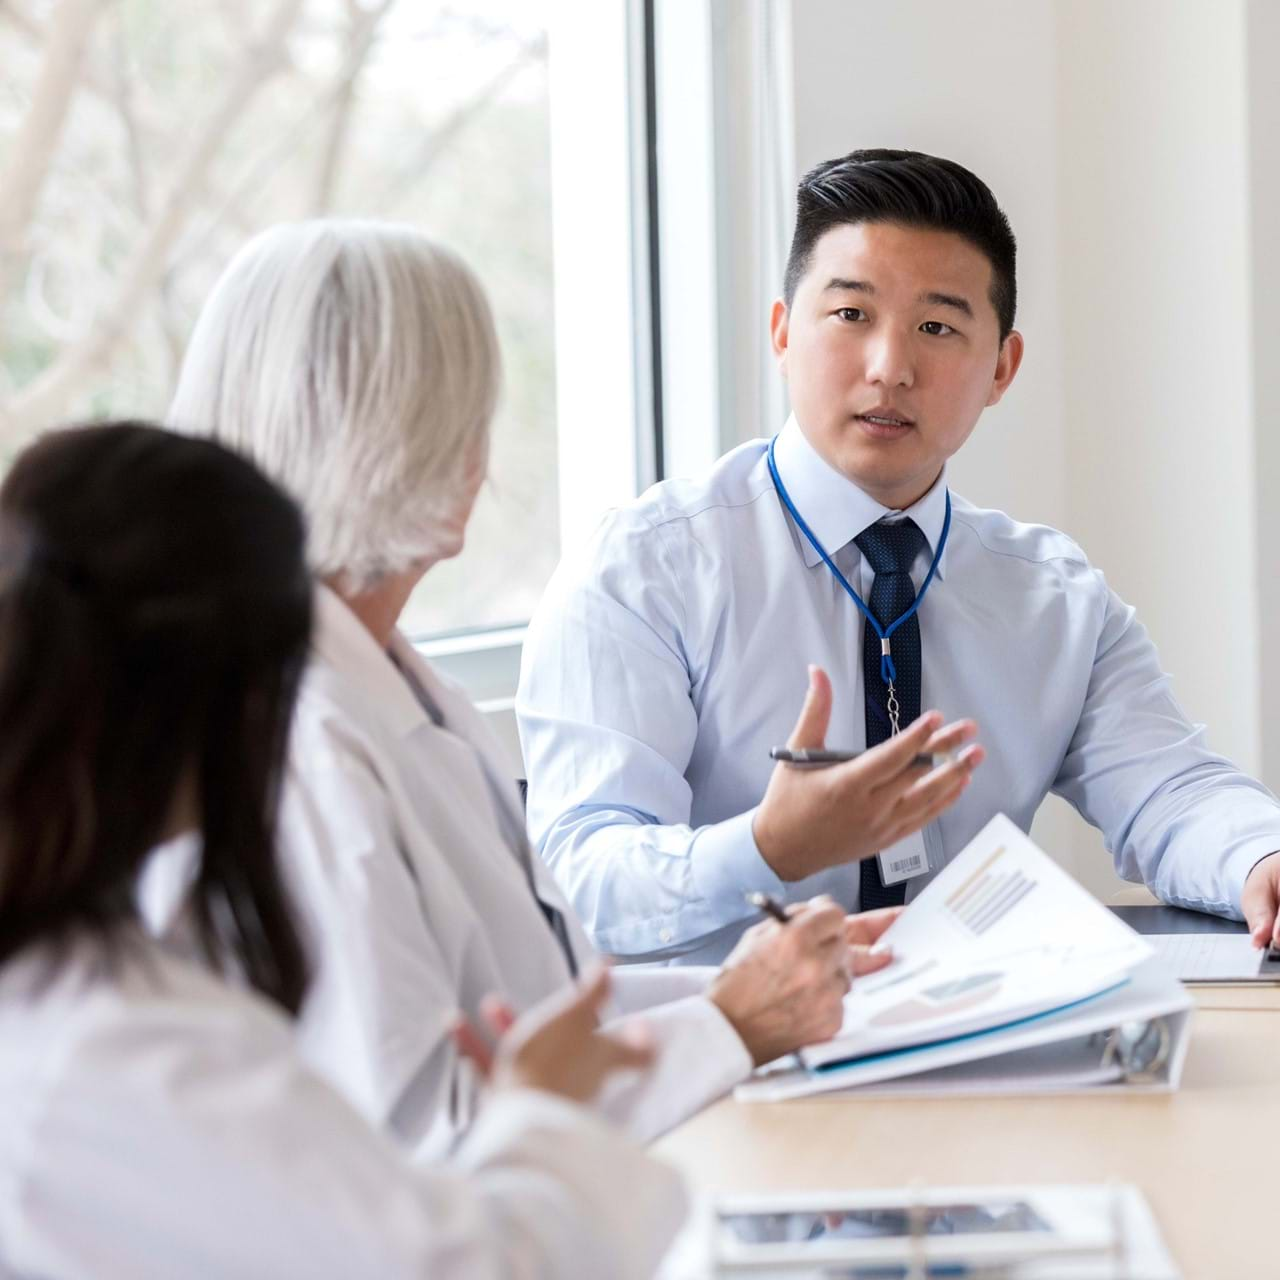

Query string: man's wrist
750 807 789 880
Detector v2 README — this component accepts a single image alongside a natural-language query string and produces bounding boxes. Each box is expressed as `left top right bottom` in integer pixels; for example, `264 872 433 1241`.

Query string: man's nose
863 329 915 389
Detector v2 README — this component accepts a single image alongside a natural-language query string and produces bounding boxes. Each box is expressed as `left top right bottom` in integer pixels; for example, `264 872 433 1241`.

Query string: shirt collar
311 584 438 738
771 414 950 579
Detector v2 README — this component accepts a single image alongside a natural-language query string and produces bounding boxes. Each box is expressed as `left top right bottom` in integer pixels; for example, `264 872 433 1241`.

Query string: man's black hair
783 148 1017 340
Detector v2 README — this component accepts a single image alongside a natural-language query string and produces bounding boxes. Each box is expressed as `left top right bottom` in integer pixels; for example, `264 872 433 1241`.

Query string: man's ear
770 298 790 374
986 329 1024 407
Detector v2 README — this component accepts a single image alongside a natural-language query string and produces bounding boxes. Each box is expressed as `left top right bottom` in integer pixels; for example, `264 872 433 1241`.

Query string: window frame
422 0 795 747
413 0 664 709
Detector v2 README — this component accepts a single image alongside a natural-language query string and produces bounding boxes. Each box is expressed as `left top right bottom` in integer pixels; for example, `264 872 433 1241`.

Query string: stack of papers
1149 932 1273 981
1109 906 1280 982
738 814 1192 1101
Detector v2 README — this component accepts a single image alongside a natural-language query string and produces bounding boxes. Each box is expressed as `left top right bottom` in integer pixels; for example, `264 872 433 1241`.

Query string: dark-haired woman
0 422 683 1280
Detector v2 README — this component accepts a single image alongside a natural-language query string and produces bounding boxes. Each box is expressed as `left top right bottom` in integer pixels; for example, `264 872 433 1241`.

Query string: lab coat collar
772 415 950 579
311 585 444 740
311 585 529 848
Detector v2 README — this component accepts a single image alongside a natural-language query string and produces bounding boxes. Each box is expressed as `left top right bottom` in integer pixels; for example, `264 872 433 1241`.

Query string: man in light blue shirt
517 148 1280 966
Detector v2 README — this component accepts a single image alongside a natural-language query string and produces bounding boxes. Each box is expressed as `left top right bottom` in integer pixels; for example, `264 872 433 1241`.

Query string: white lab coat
0 932 686 1280
145 586 751 1158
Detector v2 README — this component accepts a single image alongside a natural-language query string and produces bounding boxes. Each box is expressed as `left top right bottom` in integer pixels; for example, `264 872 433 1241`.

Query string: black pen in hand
769 746 947 769
744 890 791 925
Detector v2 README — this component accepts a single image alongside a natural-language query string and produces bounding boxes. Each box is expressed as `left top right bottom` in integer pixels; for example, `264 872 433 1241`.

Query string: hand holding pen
746 891 902 978
744 891 792 924
708 894 852 1064
751 665 983 883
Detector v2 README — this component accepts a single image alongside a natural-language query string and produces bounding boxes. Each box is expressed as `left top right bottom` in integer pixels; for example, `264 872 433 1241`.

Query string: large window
0 0 557 636
1 0 787 711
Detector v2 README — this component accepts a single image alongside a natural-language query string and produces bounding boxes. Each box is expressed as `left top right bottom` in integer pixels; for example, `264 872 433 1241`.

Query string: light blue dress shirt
517 417 1280 966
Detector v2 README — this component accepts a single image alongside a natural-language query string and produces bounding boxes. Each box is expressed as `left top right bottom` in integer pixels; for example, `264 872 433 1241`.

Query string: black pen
744 890 792 925
769 746 946 769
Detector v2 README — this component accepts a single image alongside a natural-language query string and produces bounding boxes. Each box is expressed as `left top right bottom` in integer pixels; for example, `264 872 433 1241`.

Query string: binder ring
1100 1018 1171 1082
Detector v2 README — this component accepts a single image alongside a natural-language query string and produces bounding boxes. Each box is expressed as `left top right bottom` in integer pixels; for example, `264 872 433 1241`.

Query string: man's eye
920 320 955 336
835 307 865 322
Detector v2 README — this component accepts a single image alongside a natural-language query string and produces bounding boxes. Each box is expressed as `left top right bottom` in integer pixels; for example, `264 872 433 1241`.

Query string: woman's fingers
595 1022 657 1073
844 906 903 947
850 945 895 977
558 963 613 1030
450 1014 496 1078
480 993 518 1040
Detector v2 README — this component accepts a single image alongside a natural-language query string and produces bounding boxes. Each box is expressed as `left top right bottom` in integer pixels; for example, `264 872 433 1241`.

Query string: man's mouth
854 408 916 432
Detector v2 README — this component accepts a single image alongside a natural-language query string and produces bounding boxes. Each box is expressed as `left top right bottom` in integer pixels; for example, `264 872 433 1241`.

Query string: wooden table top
655 990 1279 1277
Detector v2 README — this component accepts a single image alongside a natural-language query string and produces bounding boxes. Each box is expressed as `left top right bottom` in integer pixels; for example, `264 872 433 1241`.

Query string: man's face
771 221 1023 509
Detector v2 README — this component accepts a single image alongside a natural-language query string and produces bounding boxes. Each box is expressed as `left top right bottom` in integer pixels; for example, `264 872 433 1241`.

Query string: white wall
790 0 1069 532
1246 0 1280 782
1055 0 1257 775
783 0 1274 900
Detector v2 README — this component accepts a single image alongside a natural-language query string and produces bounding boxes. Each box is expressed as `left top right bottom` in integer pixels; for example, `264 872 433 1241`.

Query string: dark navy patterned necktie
854 518 927 910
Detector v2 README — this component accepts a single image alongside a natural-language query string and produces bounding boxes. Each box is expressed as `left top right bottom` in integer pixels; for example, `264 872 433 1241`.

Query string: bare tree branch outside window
0 0 558 635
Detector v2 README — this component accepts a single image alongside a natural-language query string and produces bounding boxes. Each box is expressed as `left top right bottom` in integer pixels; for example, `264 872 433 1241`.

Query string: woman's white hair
169 219 499 590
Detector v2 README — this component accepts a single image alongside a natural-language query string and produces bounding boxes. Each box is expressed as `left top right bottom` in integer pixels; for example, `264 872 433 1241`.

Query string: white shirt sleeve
610 965 718 1013
597 982 752 1142
9 988 686 1280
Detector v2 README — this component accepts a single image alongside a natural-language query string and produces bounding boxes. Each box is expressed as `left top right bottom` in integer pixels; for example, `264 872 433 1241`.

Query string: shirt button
659 928 673 943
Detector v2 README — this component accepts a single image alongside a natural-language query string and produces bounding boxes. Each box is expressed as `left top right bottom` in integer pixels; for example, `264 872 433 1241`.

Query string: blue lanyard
766 434 951 688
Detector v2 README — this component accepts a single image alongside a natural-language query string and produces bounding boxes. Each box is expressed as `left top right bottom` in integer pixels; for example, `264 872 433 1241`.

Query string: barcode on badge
890 854 924 874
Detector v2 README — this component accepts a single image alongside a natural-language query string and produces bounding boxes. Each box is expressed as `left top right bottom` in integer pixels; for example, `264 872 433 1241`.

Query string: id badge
877 830 930 886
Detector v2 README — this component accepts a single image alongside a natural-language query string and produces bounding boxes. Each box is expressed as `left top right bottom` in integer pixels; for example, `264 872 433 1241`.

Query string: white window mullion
546 0 646 552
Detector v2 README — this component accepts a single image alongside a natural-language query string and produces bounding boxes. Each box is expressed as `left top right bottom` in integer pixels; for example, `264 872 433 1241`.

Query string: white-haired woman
155 220 965 1157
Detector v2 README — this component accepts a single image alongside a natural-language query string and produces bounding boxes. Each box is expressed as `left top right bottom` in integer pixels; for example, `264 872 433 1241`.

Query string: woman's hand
845 905 902 976
452 965 655 1105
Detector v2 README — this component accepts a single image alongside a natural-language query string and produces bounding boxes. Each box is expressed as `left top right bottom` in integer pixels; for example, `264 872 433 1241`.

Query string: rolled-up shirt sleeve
517 511 781 959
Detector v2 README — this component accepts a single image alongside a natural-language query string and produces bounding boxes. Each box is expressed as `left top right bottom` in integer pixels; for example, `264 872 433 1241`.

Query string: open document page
800 814 1154 1071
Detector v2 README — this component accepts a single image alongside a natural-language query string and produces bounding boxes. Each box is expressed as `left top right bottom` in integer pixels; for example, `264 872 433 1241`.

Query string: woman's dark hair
783 148 1018 340
0 421 313 1014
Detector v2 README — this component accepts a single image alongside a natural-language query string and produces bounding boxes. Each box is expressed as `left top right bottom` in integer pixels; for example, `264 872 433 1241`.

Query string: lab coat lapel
387 635 530 851
386 635 595 968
